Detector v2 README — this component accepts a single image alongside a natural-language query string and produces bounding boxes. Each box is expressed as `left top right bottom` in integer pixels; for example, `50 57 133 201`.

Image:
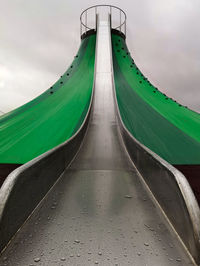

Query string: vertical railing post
85 10 87 33
95 7 97 30
110 6 112 28
80 16 82 38
125 17 126 37
96 13 98 31
108 13 111 29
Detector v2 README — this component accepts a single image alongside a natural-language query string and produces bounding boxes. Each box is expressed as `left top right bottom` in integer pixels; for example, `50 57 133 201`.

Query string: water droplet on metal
98 251 102 255
75 239 80 243
124 195 132 198
60 257 66 261
34 257 40 262
144 242 149 246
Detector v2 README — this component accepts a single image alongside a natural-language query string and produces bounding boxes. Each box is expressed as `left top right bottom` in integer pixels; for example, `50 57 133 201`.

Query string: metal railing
80 5 126 38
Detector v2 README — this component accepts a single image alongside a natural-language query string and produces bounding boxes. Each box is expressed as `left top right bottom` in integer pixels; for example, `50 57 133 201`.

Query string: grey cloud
0 0 200 112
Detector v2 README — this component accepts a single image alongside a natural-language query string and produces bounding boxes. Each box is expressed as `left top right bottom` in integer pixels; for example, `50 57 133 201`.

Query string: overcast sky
0 0 200 113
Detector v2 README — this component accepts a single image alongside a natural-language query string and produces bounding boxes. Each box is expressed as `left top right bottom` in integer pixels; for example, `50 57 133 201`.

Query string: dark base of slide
174 164 200 205
0 164 21 187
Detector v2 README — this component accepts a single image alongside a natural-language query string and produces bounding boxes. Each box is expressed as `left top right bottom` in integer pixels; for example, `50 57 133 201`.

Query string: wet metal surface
0 21 194 265
0 170 194 266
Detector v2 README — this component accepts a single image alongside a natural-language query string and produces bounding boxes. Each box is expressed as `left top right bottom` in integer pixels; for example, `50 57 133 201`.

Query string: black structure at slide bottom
0 164 21 187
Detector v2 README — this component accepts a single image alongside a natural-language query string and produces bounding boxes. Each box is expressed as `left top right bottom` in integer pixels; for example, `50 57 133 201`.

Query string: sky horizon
0 0 200 113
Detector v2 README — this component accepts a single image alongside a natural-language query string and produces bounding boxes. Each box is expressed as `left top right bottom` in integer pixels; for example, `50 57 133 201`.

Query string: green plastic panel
112 33 200 164
0 34 96 164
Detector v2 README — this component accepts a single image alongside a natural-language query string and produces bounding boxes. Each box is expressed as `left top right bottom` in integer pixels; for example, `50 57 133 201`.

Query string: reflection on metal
110 28 200 264
80 5 126 38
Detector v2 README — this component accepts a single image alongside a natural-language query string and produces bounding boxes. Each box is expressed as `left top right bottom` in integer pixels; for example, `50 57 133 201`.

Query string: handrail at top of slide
0 30 98 253
109 21 200 265
80 5 126 38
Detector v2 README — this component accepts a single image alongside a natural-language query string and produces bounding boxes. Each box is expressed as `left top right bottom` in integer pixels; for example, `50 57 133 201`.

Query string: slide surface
0 22 193 265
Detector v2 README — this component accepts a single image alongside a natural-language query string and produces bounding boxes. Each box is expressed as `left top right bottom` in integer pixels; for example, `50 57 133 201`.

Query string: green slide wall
112 32 200 165
0 33 96 164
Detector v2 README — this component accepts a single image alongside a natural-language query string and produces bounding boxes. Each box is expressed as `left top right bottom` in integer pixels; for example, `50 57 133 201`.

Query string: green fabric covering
0 34 96 164
112 33 200 164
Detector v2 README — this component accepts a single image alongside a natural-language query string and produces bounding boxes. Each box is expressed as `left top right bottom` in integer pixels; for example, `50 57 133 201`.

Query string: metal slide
0 15 196 265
